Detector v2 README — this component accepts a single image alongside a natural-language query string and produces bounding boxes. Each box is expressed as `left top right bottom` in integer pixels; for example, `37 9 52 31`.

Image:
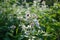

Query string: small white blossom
17 16 23 19
38 30 41 33
32 36 36 38
22 24 26 30
33 18 39 27
25 10 31 20
27 25 31 28
28 39 31 40
42 1 46 5
25 31 30 35
33 1 37 6
9 25 16 29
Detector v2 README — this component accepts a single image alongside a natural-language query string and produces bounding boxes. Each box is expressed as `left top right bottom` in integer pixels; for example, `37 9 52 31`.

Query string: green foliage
0 0 60 40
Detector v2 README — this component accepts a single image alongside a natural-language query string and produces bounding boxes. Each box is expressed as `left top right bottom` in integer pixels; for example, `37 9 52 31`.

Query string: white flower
28 39 31 40
33 1 37 4
38 30 41 33
25 10 31 19
33 1 37 6
27 25 31 28
54 3 57 6
9 25 16 29
17 16 23 19
33 19 39 27
42 1 46 5
32 36 36 39
25 31 30 35
22 24 26 30
24 35 28 37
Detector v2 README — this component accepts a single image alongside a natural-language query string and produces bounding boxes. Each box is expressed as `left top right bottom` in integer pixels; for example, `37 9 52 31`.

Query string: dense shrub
0 0 60 40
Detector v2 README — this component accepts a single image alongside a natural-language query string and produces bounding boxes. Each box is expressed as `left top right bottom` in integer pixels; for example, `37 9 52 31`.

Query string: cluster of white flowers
9 3 48 39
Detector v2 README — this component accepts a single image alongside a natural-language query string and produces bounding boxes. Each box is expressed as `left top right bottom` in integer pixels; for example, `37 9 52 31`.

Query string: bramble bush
0 0 60 40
